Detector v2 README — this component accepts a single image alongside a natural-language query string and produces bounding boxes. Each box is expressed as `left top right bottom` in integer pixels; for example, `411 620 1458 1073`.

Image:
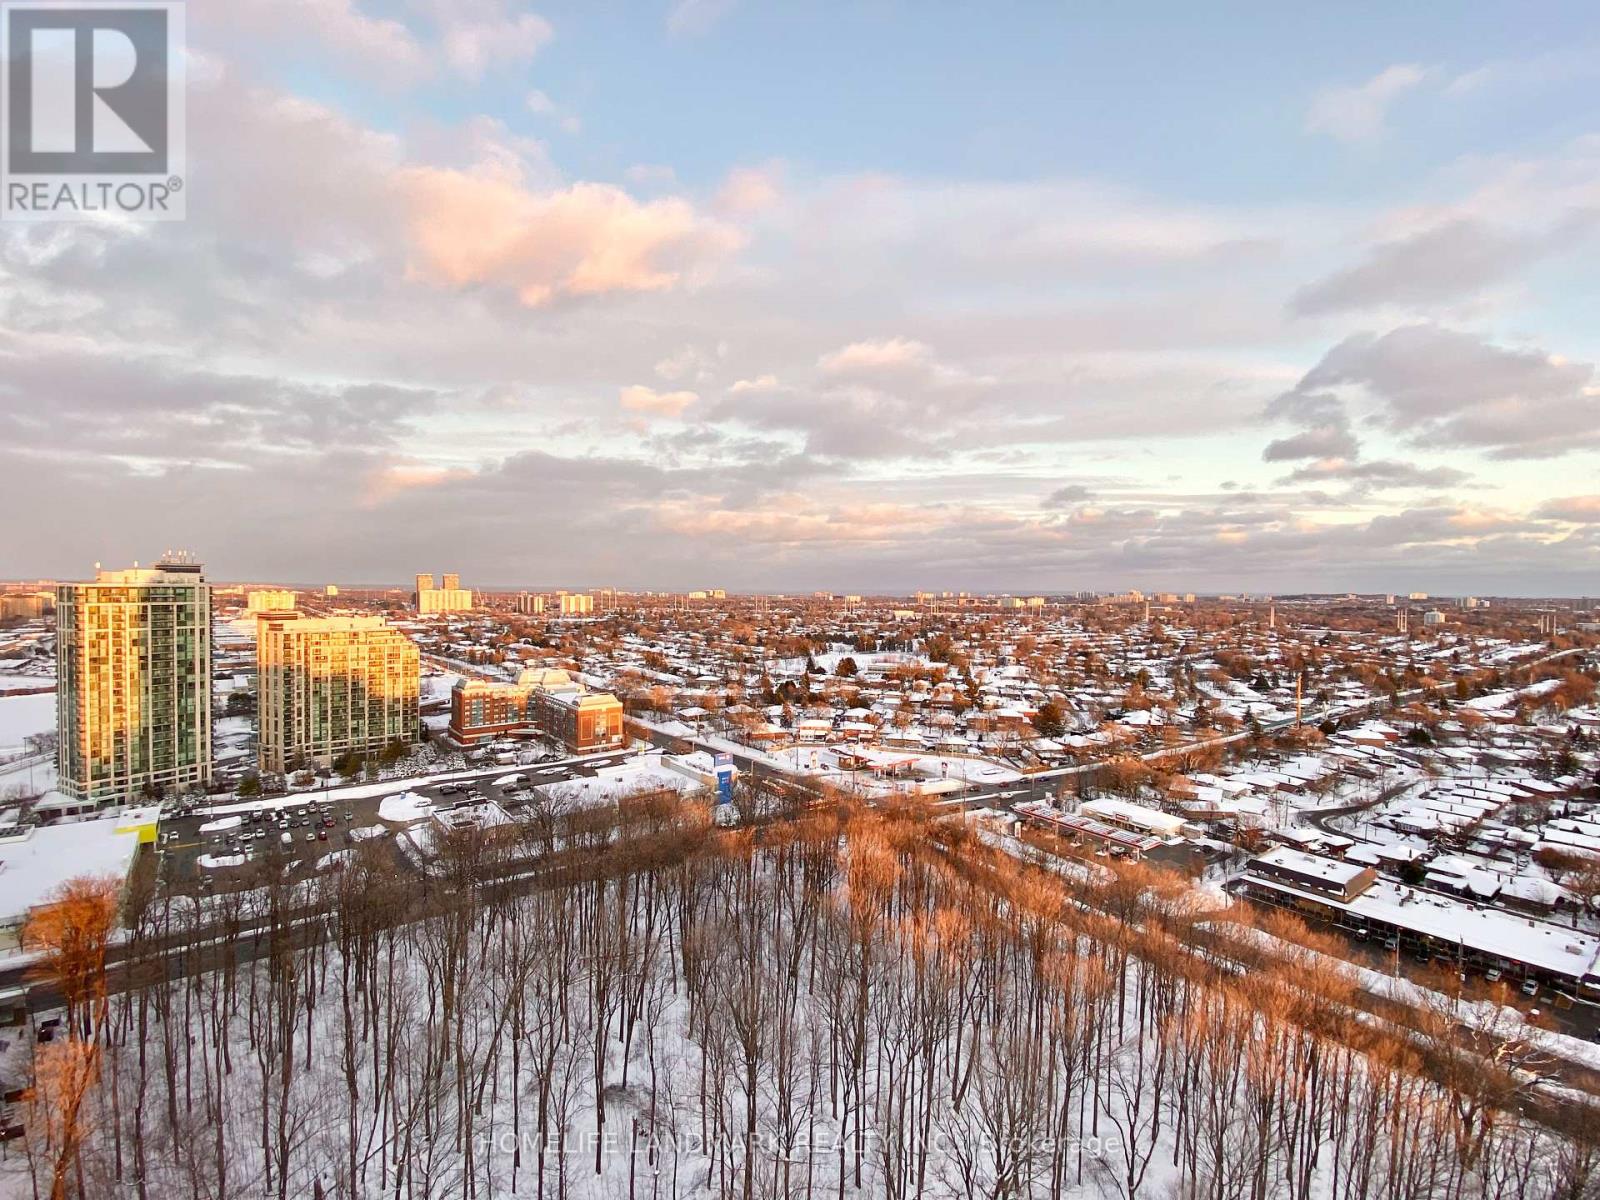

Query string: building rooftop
0 820 142 927
1247 870 1600 982
1252 845 1371 888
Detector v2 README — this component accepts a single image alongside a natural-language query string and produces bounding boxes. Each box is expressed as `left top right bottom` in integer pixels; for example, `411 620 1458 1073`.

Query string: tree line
13 786 1600 1199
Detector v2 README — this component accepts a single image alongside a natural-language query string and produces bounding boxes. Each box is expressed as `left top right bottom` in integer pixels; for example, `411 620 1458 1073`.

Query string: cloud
1285 324 1600 458
1442 47 1600 100
715 163 784 216
1305 64 1429 144
817 337 934 376
654 497 928 544
0 337 439 462
204 0 552 83
654 344 721 382
1279 459 1470 489
400 167 742 306
1044 484 1093 506
439 10 553 79
526 88 581 134
666 0 736 36
203 0 428 82
1291 215 1594 314
1262 423 1360 462
620 385 699 417
1535 495 1600 523
361 461 476 508
9 44 1600 595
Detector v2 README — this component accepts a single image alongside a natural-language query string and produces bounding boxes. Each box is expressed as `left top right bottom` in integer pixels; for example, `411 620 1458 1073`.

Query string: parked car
1485 967 1503 983
1522 979 1540 998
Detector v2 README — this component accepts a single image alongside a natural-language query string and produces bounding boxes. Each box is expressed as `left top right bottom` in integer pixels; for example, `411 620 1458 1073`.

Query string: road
153 747 637 887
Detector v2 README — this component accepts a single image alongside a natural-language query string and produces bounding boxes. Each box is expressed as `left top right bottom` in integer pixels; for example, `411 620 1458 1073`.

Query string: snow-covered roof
0 820 142 925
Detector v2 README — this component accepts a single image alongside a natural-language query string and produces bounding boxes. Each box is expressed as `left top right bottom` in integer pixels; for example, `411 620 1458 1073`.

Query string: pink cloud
620 385 699 417
715 162 784 216
361 462 473 508
399 166 740 306
654 497 931 543
1536 495 1600 523
818 336 933 375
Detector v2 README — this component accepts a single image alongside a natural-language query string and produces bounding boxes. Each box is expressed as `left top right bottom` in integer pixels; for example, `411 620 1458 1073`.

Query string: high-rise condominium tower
414 569 472 615
56 558 213 804
256 615 419 774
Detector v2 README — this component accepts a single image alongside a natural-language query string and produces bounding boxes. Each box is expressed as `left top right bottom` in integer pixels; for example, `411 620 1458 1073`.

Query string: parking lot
154 747 637 891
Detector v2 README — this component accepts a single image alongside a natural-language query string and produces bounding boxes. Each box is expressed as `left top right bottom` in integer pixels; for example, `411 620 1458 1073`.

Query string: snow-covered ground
377 790 434 824
0 691 53 756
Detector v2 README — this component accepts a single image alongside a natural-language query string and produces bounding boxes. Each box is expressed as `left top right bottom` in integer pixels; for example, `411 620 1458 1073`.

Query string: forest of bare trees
12 788 1600 1200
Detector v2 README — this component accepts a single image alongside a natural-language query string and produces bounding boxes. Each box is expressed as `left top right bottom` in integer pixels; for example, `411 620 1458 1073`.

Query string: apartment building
0 592 52 620
413 571 474 615
558 593 594 617
257 615 419 773
56 559 213 804
245 589 296 613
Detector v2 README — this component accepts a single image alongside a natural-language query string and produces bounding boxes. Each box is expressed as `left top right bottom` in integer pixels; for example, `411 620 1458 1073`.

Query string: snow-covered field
0 691 53 756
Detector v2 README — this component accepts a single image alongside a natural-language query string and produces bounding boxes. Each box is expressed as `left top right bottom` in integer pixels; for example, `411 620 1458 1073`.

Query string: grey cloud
1043 484 1093 506
1282 324 1600 459
1290 215 1595 315
1280 459 1470 488
0 344 438 463
1262 424 1360 461
1534 495 1600 523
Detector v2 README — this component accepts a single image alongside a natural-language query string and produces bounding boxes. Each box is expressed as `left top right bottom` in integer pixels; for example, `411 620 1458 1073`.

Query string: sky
3 0 1600 595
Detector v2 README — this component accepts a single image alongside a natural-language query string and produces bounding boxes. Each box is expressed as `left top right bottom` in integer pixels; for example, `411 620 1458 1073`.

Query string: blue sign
714 752 735 806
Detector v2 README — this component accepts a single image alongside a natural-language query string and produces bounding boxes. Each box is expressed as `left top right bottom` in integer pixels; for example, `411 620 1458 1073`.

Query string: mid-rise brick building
448 667 624 753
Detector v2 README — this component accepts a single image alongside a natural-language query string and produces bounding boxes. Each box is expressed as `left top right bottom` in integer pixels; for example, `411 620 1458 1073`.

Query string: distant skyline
4 2 1599 593
7 569 1594 603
